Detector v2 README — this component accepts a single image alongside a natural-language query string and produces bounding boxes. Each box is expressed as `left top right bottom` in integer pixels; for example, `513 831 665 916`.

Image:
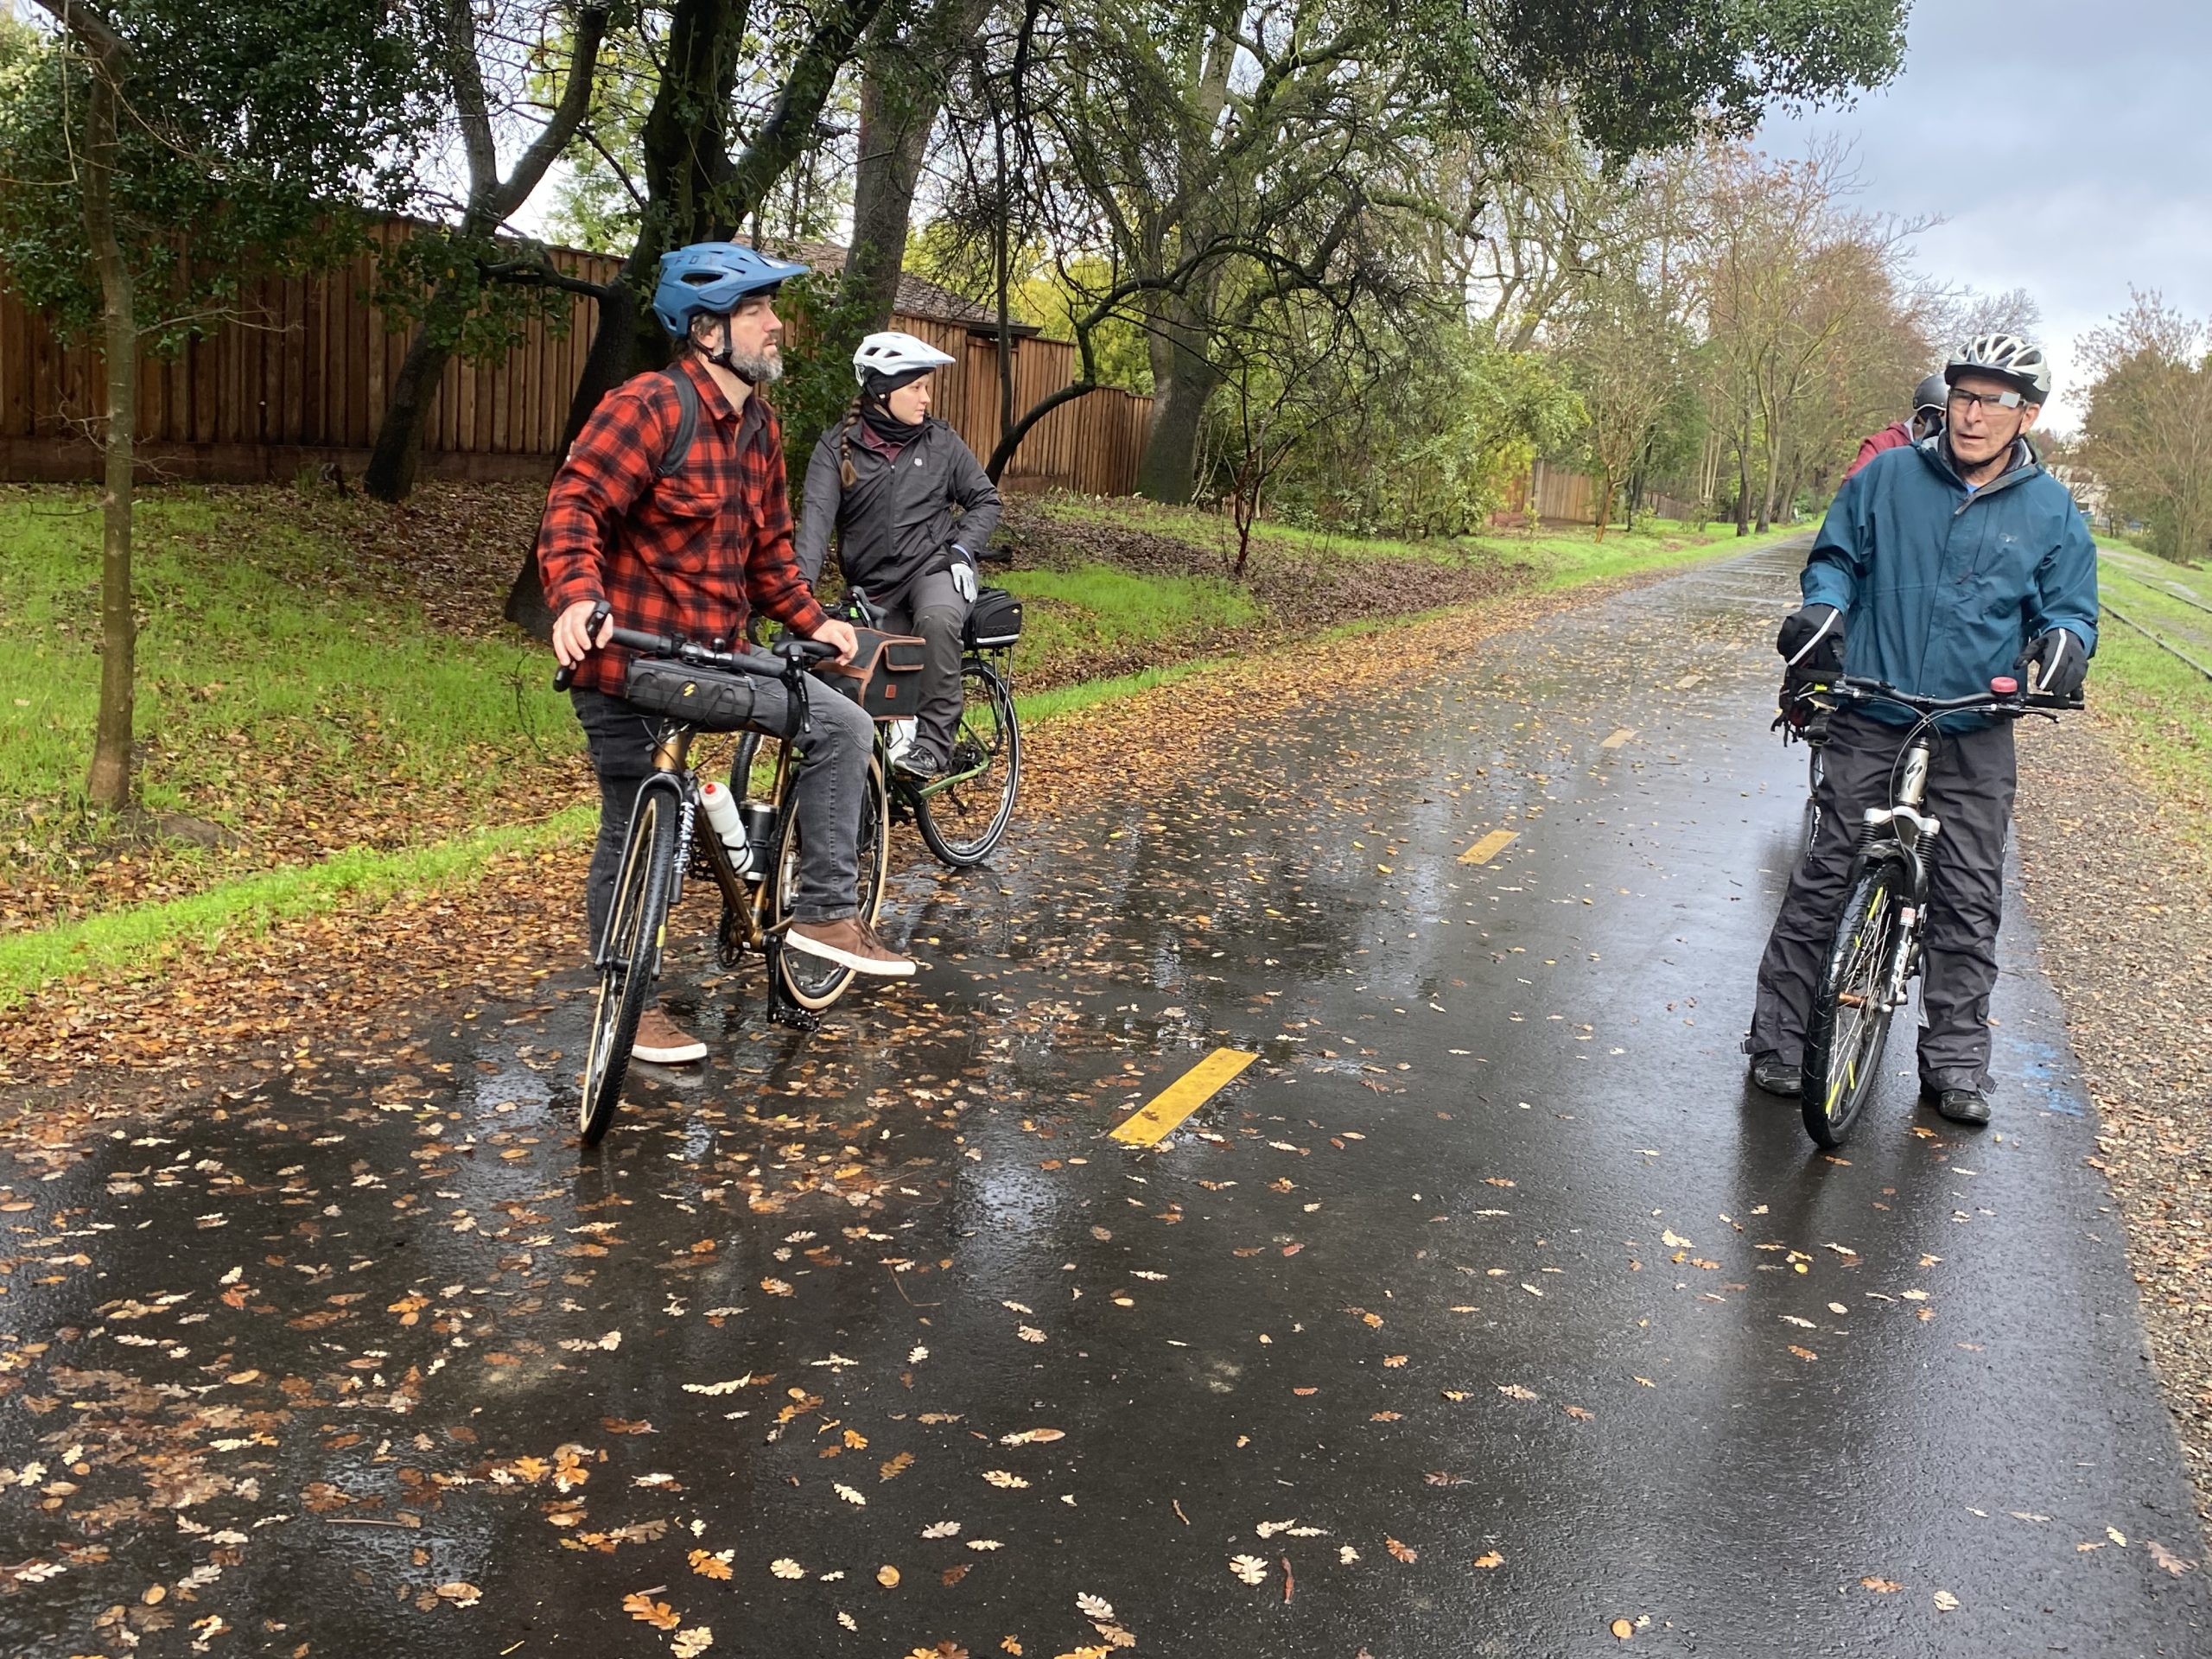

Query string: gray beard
728 346 783 385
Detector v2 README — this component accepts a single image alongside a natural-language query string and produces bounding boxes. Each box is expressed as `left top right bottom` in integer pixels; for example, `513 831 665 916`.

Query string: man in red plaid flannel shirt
538 243 913 1065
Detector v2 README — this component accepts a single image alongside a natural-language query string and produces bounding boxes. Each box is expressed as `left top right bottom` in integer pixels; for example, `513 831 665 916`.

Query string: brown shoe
632 1006 707 1065
785 916 916 977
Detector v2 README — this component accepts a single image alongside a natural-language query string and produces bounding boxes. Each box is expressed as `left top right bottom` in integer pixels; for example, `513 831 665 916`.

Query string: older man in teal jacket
1746 334 2098 1127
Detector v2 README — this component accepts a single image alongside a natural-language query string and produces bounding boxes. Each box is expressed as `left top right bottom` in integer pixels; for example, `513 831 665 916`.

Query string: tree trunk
1734 442 1752 535
1591 477 1613 543
83 64 136 811
842 0 991 330
364 296 460 501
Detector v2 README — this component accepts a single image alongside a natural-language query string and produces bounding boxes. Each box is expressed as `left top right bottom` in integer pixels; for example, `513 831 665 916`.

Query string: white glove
949 550 978 605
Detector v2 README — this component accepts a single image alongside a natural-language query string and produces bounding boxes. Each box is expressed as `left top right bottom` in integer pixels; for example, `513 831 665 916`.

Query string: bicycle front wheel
1801 854 1909 1148
578 792 678 1146
773 751 893 1012
913 661 1021 868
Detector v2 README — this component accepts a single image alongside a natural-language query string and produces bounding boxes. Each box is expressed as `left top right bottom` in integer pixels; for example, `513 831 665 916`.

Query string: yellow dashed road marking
1458 829 1519 865
1109 1048 1259 1147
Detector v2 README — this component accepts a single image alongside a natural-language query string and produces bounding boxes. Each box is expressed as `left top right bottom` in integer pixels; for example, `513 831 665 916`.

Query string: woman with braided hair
794 332 1003 784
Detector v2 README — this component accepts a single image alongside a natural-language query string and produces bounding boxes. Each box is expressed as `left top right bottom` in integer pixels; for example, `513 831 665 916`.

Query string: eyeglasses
1948 387 2024 414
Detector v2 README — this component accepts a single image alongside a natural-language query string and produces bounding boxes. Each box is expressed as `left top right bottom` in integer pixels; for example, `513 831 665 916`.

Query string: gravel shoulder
2017 712 2212 1530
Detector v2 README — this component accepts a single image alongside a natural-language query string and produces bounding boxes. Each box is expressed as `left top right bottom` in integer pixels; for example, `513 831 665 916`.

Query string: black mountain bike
1798 672 2076 1148
556 618 891 1145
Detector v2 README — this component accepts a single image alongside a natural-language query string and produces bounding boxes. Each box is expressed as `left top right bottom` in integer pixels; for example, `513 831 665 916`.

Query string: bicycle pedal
769 1001 821 1034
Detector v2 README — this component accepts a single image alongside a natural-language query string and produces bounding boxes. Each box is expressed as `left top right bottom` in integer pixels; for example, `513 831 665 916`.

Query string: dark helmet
1912 373 1948 416
651 242 810 338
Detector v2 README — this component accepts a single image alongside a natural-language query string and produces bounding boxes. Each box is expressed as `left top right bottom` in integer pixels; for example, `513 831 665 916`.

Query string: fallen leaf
1860 1577 1901 1593
1385 1537 1418 1563
688 1549 733 1580
1230 1554 1270 1585
982 1471 1031 1489
435 1581 481 1606
880 1452 916 1481
671 1629 713 1657
1471 1551 1504 1569
1498 1384 1538 1402
1787 1345 1819 1362
623 1592 682 1630
835 1484 867 1506
1563 1405 1594 1421
1000 1428 1066 1446
1609 1618 1634 1640
1076 1592 1115 1621
770 1559 804 1580
2146 1541 2194 1576
1382 1355 1408 1368
921 1521 961 1539
878 1565 900 1588
1932 1590 1961 1611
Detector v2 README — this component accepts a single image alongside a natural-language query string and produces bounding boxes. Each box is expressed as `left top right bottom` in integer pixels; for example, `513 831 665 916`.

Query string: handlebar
552 600 836 691
1818 673 2082 719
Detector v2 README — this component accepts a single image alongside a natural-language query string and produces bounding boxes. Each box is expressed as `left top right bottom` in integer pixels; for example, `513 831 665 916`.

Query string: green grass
1034 493 1810 585
0 804 593 1011
2079 545 2212 818
0 488 554 838
999 564 1259 668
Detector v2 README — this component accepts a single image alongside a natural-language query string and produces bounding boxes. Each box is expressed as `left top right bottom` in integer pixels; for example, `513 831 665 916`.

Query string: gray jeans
875 569 969 763
571 677 873 945
1749 709 2018 1093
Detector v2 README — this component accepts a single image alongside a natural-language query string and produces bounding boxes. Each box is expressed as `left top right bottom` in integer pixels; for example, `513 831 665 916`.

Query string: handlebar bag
812 627 928 721
963 586 1022 650
622 656 760 731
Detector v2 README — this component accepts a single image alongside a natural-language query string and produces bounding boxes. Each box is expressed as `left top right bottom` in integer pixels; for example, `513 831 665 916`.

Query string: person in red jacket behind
1844 372 1948 480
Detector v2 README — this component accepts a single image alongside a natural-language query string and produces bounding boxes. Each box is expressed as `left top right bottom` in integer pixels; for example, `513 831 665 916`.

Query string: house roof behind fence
771 240 1042 338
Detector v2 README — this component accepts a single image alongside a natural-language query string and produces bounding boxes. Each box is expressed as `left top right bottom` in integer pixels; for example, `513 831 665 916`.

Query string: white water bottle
698 779 749 873
886 718 918 766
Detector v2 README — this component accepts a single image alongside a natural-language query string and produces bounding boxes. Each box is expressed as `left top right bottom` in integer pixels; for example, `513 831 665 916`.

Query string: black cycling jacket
794 416 1001 612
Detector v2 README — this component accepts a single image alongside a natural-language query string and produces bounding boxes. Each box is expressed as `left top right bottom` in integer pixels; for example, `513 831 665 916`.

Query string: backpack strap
656 366 700 480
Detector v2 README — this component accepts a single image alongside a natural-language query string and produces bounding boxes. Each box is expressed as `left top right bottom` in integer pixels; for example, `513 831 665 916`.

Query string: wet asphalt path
3 542 2206 1657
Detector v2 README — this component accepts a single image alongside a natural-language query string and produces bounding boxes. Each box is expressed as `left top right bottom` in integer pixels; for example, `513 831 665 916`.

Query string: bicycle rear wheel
578 792 677 1145
912 661 1021 868
773 751 893 1012
1801 853 1908 1148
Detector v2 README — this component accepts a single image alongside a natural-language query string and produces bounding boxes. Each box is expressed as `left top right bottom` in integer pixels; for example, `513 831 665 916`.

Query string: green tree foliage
2080 291 2212 565
0 3 431 344
1259 313 1583 537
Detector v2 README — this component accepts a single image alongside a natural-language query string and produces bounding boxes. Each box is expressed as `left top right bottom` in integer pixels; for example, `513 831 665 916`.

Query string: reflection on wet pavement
2 545 2206 1657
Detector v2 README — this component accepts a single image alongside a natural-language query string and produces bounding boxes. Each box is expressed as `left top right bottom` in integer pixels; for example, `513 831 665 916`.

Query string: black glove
1777 604 1845 676
2015 628 2087 698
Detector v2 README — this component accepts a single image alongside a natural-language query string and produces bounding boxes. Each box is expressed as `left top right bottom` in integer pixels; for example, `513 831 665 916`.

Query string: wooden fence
1495 460 1707 528
0 221 1153 494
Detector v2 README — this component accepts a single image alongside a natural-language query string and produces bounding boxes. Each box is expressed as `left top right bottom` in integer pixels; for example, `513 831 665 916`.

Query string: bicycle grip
552 601 613 691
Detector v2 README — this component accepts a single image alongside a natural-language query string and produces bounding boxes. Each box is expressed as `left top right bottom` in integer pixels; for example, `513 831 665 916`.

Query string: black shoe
1749 1054 1802 1096
893 749 943 785
1927 1086 1991 1128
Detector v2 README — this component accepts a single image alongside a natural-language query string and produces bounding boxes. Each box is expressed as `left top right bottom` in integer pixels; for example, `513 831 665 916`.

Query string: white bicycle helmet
853 330 956 386
1944 334 2052 403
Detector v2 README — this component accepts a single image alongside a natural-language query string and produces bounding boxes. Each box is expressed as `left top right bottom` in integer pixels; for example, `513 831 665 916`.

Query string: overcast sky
1757 0 2212 430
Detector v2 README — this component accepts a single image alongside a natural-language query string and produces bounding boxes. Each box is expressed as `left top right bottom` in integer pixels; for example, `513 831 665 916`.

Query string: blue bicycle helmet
651 242 811 337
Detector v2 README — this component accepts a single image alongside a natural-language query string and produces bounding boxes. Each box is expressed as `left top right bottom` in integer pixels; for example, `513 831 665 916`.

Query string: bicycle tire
1801 853 1909 1148
577 792 678 1146
773 751 892 1011
912 661 1021 868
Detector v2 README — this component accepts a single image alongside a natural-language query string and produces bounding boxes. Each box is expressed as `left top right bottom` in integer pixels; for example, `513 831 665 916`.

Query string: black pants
1750 709 2018 1093
874 570 969 764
